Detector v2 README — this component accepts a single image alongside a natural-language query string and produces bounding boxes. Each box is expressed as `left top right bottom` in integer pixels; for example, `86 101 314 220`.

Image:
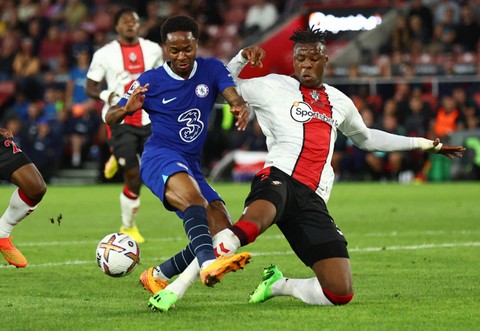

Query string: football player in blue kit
105 15 251 296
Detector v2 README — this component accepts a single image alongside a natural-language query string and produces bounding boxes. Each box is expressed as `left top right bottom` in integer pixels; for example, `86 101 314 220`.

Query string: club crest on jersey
290 101 338 127
195 84 209 98
129 52 137 62
310 90 319 101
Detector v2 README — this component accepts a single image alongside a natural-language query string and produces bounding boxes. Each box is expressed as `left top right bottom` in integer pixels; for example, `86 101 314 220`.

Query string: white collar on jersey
163 60 198 80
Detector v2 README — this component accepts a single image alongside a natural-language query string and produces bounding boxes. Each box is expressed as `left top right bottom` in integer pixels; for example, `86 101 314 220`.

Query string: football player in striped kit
143 28 465 311
86 7 163 243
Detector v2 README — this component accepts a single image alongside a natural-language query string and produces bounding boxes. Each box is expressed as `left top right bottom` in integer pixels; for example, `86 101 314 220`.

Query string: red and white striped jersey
87 38 163 125
228 54 368 204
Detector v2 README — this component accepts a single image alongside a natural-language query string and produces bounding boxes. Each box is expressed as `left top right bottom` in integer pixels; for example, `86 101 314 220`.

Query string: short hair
114 6 137 26
289 28 327 45
160 15 199 43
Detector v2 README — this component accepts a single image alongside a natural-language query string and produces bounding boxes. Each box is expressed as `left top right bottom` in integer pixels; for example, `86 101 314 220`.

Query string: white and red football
96 232 140 277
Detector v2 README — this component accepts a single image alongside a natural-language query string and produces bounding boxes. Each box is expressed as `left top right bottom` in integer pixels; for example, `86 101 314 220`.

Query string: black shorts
0 138 32 181
108 124 151 171
245 167 348 267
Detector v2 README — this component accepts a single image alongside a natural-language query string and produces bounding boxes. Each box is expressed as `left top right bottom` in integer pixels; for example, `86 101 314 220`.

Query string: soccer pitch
1 182 479 330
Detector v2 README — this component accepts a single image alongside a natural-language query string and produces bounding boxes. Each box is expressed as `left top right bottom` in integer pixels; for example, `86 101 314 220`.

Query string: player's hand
241 47 266 68
231 103 251 131
0 128 13 139
434 138 466 159
125 83 149 113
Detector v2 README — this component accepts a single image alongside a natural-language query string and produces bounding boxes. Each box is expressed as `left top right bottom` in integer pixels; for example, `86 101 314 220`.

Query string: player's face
116 12 140 44
293 42 328 88
165 31 198 79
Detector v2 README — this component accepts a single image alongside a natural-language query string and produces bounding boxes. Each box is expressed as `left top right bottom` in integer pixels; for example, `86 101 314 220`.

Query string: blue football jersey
118 57 235 158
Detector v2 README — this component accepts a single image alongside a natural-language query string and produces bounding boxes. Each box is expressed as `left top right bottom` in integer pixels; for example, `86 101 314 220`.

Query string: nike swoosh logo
162 97 177 104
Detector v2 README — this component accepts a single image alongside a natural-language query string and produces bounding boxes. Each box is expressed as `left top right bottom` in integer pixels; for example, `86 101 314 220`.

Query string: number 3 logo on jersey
178 109 204 143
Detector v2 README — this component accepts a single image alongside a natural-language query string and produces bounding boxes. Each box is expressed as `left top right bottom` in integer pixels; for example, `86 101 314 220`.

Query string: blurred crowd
326 0 480 182
0 0 285 182
329 0 480 78
333 83 480 182
0 0 479 183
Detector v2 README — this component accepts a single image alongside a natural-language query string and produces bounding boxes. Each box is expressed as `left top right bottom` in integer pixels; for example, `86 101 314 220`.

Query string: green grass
1 182 479 330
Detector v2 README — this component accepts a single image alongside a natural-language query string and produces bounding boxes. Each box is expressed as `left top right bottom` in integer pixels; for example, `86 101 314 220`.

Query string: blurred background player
105 15 252 296
0 127 47 268
85 7 163 243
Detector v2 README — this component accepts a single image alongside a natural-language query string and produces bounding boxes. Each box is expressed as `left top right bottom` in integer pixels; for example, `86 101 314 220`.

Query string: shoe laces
261 264 277 280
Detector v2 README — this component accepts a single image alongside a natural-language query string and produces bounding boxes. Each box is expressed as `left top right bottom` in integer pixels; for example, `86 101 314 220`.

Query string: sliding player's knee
26 180 47 202
32 184 47 202
323 287 354 305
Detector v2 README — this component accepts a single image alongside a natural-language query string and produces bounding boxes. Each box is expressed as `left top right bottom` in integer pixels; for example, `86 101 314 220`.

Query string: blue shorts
141 148 222 218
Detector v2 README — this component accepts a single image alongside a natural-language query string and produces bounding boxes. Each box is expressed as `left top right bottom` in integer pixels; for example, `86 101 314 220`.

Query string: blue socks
181 205 215 266
157 205 216 278
158 243 195 278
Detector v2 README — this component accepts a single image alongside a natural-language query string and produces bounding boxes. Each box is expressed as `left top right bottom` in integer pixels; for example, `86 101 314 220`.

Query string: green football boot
148 289 178 312
248 265 283 304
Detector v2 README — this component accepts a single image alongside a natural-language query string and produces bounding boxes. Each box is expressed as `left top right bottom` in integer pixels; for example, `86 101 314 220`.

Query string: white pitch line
13 230 479 248
349 242 480 252
1 241 479 269
16 237 189 247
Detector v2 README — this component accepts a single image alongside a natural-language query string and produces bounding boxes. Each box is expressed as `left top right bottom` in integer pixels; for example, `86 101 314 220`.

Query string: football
96 232 140 277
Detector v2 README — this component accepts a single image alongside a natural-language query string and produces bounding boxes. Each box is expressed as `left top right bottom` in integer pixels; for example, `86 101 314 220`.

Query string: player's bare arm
222 86 251 131
0 128 13 139
85 78 103 100
241 46 266 68
85 78 118 106
105 84 149 125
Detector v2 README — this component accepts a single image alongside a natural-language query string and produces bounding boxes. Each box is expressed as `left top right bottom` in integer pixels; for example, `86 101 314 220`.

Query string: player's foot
248 264 283 303
120 226 145 243
0 236 27 268
140 267 169 294
103 155 118 179
148 290 178 312
200 252 251 287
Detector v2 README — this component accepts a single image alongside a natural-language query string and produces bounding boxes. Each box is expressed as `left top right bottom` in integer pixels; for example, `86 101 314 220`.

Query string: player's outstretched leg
249 264 284 303
0 236 27 268
148 290 179 312
139 267 169 294
199 252 251 287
